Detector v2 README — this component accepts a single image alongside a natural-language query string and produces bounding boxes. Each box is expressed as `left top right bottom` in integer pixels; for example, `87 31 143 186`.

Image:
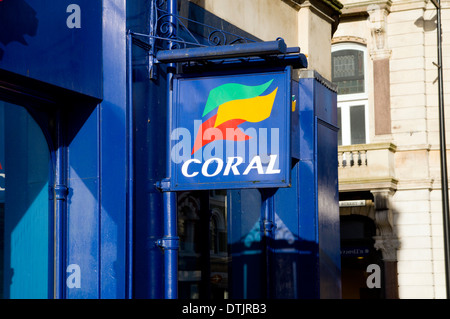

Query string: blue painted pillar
162 0 179 299
64 0 127 299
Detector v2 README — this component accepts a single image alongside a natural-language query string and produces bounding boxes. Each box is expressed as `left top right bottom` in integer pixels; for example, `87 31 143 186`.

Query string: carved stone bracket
371 190 399 261
367 3 392 60
374 235 400 261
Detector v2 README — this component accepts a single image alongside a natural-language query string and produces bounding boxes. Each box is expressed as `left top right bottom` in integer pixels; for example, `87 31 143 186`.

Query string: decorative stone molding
373 235 400 261
332 35 367 45
371 189 399 261
284 0 343 14
367 3 392 59
287 0 343 34
338 142 398 193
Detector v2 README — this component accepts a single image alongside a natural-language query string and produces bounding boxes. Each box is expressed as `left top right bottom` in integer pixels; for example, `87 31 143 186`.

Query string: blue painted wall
0 0 129 299
64 0 127 298
0 0 340 299
0 0 128 299
0 0 102 99
0 105 4 203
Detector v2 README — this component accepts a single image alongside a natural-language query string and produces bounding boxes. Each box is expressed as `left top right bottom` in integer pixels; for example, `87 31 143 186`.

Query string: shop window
332 43 369 145
0 102 51 299
210 209 226 255
178 190 229 299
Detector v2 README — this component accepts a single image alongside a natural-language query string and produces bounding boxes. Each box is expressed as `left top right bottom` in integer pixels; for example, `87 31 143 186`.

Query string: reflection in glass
0 102 50 299
350 105 366 145
178 190 229 299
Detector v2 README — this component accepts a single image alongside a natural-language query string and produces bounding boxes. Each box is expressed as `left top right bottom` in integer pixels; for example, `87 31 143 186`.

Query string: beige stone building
190 0 342 78
334 0 450 298
181 0 450 299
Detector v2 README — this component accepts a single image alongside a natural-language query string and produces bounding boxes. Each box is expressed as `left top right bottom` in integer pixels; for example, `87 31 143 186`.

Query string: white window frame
338 100 370 146
332 42 369 145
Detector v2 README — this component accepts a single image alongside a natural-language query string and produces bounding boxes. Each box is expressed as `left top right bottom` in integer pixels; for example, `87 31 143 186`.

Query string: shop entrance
340 213 384 299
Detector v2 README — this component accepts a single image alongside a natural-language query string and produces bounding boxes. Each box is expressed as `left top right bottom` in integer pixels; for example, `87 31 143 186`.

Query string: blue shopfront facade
0 0 340 299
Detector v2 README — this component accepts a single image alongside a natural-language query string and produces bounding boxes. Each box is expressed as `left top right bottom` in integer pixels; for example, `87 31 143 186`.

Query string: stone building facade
334 0 450 298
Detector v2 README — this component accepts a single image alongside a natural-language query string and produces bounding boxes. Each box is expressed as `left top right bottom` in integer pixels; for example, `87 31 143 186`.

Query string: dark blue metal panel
316 117 341 298
99 0 127 299
131 71 166 298
0 105 4 202
272 158 320 298
313 73 339 299
66 108 100 299
0 0 103 99
63 0 127 299
314 78 338 127
291 80 300 160
228 189 264 299
298 77 315 162
127 0 166 299
269 71 340 299
0 0 127 299
296 76 320 298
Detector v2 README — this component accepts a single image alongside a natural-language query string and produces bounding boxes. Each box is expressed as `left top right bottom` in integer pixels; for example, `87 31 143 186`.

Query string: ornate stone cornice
339 0 392 18
284 0 344 13
339 142 397 152
332 35 367 44
283 0 343 34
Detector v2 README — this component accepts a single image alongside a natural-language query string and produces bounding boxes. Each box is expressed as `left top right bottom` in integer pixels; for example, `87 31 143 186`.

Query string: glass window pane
332 49 365 95
0 102 51 299
178 190 229 299
350 105 366 145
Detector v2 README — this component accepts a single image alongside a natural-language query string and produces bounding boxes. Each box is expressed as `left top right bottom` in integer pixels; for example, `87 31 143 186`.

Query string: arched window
332 43 369 146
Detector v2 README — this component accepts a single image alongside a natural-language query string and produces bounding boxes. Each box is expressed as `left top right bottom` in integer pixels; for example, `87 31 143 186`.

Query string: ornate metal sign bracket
130 0 259 79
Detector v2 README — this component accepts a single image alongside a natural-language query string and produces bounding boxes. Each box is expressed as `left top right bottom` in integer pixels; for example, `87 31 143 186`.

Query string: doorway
340 213 384 299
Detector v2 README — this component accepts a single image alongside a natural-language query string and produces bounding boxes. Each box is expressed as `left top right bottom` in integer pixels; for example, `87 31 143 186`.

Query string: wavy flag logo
191 80 278 155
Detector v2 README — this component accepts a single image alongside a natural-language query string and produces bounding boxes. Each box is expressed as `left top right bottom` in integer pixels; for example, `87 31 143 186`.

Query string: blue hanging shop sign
169 67 292 191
